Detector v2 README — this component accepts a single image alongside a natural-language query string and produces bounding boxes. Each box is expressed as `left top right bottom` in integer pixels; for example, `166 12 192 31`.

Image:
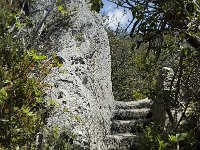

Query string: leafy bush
107 0 200 147
0 1 75 149
138 122 198 150
108 30 157 101
0 2 52 149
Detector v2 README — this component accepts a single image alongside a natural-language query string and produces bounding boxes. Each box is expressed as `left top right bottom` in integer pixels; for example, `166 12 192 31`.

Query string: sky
100 0 132 30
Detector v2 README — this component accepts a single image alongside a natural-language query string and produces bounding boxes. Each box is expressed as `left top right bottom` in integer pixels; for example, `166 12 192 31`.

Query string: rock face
37 0 115 149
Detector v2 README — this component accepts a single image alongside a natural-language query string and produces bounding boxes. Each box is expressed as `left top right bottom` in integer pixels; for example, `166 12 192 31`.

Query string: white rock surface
36 0 115 149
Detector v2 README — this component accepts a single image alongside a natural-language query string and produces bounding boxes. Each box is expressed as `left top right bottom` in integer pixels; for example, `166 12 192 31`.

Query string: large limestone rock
32 0 114 149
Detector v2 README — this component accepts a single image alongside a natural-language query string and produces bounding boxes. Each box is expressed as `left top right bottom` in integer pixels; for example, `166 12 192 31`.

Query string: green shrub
0 1 72 149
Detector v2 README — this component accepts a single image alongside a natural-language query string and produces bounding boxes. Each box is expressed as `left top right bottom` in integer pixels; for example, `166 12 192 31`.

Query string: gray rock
113 108 151 120
111 119 152 134
34 0 115 149
105 133 141 150
106 98 153 149
115 98 153 109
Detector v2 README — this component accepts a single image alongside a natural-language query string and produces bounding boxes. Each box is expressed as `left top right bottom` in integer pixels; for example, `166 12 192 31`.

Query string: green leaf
157 138 165 150
53 125 59 138
14 107 19 111
169 135 176 142
0 88 8 103
27 111 36 117
16 21 26 30
22 107 30 114
28 50 47 60
176 133 188 142
75 115 82 123
3 80 11 84
58 5 68 15
63 108 69 112
58 5 63 12
36 97 42 103
33 54 47 60
22 107 36 117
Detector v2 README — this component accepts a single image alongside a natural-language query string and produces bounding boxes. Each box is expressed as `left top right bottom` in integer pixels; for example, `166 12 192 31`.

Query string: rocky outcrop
32 0 115 149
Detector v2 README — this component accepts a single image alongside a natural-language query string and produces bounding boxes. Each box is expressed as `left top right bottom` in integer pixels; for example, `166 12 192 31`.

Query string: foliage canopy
0 0 78 149
106 0 200 149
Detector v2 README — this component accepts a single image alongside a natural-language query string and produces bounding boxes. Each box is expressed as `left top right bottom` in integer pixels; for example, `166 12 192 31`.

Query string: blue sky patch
100 0 132 30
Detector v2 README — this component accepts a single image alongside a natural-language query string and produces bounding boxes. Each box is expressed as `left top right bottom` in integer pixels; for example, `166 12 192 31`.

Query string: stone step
115 98 153 110
111 119 152 134
105 133 141 150
113 108 151 120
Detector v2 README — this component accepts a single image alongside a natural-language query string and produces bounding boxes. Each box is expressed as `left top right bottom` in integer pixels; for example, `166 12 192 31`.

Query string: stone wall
36 0 115 149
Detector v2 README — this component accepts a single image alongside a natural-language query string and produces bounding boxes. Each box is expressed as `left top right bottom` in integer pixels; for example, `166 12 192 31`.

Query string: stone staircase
105 98 153 150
